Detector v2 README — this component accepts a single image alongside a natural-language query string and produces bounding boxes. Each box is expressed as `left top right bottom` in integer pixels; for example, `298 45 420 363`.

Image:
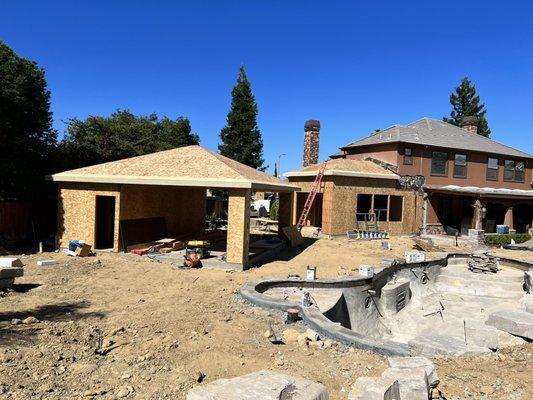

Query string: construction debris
0 258 24 289
468 252 499 273
412 237 442 252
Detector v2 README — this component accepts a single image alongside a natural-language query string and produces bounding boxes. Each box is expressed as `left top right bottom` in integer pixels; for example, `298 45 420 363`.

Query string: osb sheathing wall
288 176 421 235
120 185 206 239
57 183 121 250
278 192 294 237
226 189 251 264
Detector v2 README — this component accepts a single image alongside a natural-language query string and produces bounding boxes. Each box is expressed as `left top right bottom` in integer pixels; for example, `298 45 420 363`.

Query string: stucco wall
57 183 121 250
344 143 399 166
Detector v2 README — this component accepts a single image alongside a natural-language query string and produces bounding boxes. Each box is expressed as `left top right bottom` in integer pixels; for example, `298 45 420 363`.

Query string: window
389 196 403 222
431 151 448 176
453 154 467 178
504 160 525 182
487 157 498 181
356 194 372 221
374 195 388 221
403 147 413 165
356 194 403 223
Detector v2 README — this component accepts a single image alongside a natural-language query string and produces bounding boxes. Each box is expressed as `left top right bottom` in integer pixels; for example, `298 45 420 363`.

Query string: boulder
305 328 319 342
282 329 301 344
348 377 400 400
186 370 329 400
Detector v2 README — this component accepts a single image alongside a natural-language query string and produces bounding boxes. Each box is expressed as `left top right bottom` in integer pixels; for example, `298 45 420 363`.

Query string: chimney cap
305 120 320 131
460 115 479 127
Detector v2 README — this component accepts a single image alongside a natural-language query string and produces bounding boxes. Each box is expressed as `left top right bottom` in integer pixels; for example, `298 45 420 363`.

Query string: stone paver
486 310 533 340
186 370 329 400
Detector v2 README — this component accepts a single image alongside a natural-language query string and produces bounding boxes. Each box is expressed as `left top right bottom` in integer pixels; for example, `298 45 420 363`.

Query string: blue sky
2 1 532 175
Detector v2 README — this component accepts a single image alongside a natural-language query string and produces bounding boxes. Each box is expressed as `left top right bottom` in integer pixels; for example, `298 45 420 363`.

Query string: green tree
444 76 491 137
0 41 57 200
60 110 199 169
219 66 265 170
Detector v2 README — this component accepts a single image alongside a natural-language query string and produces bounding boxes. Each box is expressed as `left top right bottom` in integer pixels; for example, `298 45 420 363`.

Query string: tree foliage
219 66 265 170
444 76 491 137
60 110 200 169
0 41 57 200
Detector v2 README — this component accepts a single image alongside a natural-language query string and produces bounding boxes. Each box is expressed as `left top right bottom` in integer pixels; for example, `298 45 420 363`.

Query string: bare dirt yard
0 237 532 399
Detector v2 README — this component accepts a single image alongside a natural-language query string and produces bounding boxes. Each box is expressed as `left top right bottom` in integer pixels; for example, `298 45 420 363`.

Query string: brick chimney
460 115 479 134
303 120 320 166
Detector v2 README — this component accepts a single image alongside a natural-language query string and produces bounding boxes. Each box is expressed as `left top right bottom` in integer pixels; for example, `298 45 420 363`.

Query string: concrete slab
486 310 533 340
408 333 490 357
186 370 329 400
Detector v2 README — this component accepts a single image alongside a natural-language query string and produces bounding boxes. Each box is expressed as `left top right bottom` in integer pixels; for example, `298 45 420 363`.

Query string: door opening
95 196 116 249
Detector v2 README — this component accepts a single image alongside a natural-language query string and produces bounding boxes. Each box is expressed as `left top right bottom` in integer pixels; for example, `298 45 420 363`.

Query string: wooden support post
226 189 251 265
504 206 514 229
278 192 294 239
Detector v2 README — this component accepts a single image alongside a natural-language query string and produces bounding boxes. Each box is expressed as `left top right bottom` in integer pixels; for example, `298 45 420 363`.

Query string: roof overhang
425 185 533 200
284 170 398 180
47 173 299 192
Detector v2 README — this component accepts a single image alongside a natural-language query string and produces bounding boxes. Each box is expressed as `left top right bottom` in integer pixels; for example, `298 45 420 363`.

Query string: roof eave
285 170 398 180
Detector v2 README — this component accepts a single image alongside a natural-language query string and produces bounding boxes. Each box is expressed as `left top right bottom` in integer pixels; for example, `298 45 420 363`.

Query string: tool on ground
296 161 328 231
423 301 445 321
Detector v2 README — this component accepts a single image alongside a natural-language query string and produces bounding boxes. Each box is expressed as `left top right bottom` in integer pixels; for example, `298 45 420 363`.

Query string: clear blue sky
2 1 532 175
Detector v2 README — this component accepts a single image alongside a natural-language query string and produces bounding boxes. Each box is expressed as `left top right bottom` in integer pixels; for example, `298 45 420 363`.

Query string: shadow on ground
276 238 318 261
0 301 106 346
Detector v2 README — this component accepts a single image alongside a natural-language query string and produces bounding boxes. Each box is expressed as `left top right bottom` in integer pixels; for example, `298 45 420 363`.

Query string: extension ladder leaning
296 161 328 231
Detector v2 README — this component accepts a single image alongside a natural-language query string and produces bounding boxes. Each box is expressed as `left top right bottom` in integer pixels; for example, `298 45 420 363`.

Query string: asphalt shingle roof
337 118 532 159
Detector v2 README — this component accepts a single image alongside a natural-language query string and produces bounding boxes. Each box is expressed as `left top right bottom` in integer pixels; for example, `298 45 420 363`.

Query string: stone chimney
303 120 320 167
460 115 479 134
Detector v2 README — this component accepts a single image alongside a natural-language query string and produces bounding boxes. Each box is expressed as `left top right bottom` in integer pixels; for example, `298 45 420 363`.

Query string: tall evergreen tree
0 41 57 200
219 66 265 170
444 77 491 137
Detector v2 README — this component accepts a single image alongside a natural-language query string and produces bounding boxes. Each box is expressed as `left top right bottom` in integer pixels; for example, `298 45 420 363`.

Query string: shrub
269 198 279 221
484 233 531 246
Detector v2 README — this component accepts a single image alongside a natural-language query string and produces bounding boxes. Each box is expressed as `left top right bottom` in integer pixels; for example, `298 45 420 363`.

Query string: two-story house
330 117 533 234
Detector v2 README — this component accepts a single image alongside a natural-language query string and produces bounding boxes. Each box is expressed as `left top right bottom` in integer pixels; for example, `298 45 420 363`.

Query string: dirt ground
0 236 532 399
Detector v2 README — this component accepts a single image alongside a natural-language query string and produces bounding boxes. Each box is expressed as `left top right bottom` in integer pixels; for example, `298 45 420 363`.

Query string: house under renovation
286 118 533 236
48 146 297 268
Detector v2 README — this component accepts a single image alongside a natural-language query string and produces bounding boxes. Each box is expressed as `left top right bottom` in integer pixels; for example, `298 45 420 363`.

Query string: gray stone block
381 368 428 400
0 278 15 289
486 310 533 340
0 267 24 279
0 258 23 268
186 370 329 400
348 377 400 400
381 278 411 316
387 356 439 388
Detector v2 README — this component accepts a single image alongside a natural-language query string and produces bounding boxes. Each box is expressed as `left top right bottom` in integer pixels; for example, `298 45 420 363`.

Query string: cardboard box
75 244 92 257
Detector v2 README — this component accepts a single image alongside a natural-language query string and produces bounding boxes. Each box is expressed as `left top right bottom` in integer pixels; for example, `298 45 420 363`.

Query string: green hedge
484 233 531 246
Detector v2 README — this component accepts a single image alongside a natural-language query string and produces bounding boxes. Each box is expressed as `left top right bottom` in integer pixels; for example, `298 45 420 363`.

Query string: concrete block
186 370 329 400
37 260 58 266
0 267 24 279
387 356 439 388
486 310 533 340
0 258 24 268
465 319 499 349
0 278 15 289
348 377 400 400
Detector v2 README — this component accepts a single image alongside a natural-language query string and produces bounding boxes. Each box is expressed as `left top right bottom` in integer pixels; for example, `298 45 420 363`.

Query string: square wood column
227 189 251 265
278 192 294 237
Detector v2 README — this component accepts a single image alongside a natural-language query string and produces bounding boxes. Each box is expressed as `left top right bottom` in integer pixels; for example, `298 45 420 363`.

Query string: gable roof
285 158 398 180
336 118 532 159
48 145 298 192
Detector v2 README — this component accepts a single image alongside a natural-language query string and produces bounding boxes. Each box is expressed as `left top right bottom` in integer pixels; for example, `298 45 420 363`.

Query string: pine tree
219 66 265 170
444 77 491 137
